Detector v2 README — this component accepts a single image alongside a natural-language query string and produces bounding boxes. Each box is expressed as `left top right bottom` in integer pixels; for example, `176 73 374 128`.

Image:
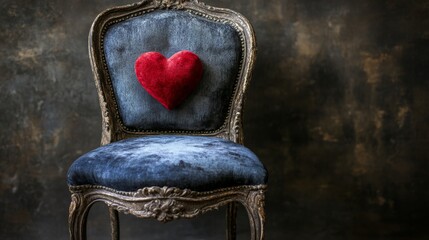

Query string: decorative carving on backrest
152 0 186 9
89 0 256 145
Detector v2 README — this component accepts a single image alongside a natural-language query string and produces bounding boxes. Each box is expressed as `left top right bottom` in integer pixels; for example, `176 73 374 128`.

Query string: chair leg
226 202 237 240
243 190 265 240
69 193 90 240
109 207 120 240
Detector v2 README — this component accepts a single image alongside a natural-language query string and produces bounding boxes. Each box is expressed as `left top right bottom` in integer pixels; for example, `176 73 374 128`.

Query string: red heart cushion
135 50 203 110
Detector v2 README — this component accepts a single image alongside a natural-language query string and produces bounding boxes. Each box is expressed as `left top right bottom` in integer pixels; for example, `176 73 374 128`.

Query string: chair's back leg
109 207 120 240
227 202 237 240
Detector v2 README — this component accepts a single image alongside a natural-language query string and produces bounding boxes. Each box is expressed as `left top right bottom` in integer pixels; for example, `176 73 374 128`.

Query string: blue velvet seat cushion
67 135 267 192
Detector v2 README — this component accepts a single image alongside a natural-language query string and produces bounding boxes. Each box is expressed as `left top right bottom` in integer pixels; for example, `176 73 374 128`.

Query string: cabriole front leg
243 189 265 240
69 192 90 240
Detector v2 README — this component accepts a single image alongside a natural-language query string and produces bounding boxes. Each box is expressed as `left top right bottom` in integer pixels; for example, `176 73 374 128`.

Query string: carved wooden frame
69 0 265 239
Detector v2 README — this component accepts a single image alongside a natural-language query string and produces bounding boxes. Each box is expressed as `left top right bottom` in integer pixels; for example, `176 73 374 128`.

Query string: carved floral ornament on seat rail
69 185 266 223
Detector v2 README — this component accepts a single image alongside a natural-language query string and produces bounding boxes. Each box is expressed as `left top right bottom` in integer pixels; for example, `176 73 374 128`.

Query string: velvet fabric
135 51 203 110
67 136 267 192
103 10 242 131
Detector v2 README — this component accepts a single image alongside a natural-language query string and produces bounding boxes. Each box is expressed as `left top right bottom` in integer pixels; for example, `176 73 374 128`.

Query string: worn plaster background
1 0 429 239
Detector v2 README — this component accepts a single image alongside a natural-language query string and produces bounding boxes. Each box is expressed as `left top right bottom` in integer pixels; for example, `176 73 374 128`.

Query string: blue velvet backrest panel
103 10 242 132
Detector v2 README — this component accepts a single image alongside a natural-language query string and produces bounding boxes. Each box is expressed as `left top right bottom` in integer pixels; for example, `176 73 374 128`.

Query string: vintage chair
67 0 267 239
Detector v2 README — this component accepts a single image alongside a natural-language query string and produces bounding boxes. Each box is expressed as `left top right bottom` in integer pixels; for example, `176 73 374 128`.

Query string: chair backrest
89 0 256 145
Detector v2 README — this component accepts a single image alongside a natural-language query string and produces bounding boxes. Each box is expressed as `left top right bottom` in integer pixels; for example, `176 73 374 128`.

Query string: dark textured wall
1 0 428 239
